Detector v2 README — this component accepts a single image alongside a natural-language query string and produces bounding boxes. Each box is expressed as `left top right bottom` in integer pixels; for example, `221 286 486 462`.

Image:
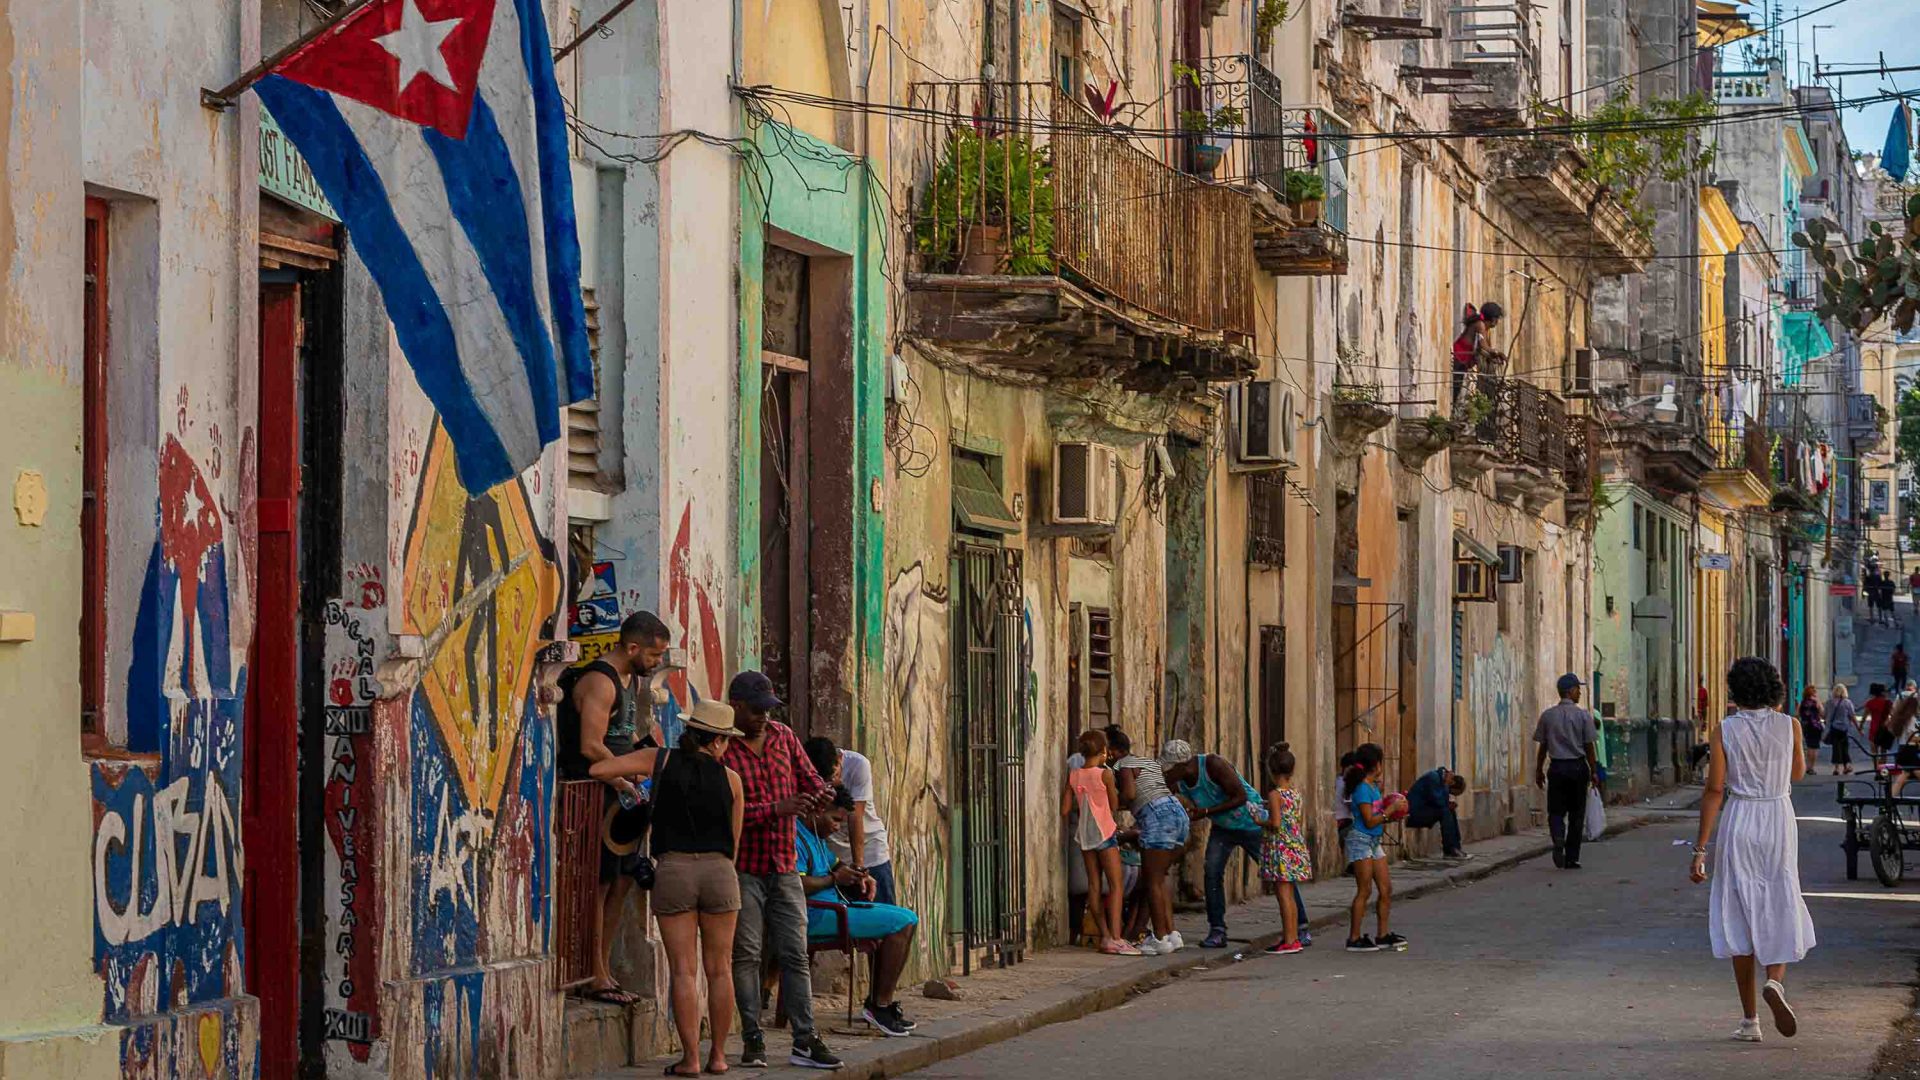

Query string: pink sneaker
1264 940 1305 956
1101 938 1142 956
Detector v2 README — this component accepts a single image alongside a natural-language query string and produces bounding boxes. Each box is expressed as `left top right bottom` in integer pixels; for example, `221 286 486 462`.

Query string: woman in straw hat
592 699 746 1076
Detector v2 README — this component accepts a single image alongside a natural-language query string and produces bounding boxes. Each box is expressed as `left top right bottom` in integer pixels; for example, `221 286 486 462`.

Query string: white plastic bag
1583 791 1607 842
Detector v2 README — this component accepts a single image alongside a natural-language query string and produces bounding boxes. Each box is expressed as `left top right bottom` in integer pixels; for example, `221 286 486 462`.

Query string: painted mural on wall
93 432 249 1012
880 562 951 974
321 576 384 1060
91 421 257 1075
1469 636 1519 793
398 424 559 975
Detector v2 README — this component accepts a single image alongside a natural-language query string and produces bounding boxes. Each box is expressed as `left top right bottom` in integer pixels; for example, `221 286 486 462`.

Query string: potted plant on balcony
1177 103 1244 178
915 127 1055 275
1283 168 1326 225
1396 410 1458 467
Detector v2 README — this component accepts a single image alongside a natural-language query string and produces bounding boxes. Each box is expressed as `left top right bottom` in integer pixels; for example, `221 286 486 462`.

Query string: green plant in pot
1177 104 1244 178
1283 168 1326 224
914 127 1055 275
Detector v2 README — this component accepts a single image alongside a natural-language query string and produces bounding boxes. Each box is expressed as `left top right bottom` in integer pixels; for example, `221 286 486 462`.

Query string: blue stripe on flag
515 0 595 405
255 75 516 490
423 94 561 447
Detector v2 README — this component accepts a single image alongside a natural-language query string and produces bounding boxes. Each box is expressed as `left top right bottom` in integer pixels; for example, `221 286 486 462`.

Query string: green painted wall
736 117 888 738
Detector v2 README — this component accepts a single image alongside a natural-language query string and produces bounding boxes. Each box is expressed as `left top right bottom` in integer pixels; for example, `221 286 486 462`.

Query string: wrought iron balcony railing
1458 374 1567 473
1186 56 1349 235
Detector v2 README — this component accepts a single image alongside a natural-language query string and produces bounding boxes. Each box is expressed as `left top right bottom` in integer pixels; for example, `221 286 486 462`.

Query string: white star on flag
374 0 463 93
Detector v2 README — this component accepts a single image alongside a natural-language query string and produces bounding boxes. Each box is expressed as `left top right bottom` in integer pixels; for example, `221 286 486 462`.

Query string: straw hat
601 801 648 856
683 698 744 738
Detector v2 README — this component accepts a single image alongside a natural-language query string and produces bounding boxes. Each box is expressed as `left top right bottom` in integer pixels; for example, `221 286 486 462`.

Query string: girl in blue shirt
1344 743 1406 952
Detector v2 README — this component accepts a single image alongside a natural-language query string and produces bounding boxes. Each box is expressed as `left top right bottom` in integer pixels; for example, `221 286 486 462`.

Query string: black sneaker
739 1033 768 1068
790 1035 844 1070
883 1001 918 1031
1346 935 1382 952
862 1000 912 1038
1378 932 1409 952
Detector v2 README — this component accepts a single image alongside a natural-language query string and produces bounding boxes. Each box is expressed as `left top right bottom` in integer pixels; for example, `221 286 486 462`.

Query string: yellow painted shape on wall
402 426 559 812
197 1012 221 1075
12 469 46 526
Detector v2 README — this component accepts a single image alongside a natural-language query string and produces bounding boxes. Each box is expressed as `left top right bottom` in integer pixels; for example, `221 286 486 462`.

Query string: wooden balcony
1483 138 1653 275
904 82 1254 384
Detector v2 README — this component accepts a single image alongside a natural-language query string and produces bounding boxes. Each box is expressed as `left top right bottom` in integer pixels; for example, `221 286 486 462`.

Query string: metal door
950 542 1028 971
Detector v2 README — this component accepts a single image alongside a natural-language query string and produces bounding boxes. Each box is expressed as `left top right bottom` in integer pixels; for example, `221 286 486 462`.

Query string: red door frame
246 282 303 1077
81 198 110 745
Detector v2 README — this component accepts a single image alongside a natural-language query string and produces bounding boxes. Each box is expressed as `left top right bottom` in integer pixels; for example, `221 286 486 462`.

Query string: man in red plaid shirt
720 670 840 1069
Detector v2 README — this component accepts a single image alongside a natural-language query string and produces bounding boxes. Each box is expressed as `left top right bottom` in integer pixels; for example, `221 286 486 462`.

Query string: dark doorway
757 238 854 741
244 254 342 1078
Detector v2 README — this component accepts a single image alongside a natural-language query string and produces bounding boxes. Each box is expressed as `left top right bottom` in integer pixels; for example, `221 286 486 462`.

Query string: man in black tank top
558 610 671 1004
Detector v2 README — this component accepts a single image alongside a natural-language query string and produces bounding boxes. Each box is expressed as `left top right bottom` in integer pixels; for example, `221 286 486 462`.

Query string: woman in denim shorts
1106 726 1191 956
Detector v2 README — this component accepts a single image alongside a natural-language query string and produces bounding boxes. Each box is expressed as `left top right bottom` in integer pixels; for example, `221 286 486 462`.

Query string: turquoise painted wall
736 117 888 737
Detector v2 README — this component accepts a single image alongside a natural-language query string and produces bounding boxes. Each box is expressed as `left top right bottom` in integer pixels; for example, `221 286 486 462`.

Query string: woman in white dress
1691 656 1816 1042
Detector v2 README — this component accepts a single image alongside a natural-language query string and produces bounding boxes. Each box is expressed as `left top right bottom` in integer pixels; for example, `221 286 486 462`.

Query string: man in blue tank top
1160 740 1301 949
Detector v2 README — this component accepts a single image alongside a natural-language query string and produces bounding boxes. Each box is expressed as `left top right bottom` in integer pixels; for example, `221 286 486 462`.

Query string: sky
1736 0 1918 160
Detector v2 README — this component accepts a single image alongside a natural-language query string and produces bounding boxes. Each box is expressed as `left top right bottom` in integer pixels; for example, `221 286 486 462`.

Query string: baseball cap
727 670 784 711
1556 673 1584 693
1158 739 1195 766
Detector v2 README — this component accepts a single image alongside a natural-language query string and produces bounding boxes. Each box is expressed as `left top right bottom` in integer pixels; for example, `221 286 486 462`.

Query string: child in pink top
1062 728 1135 955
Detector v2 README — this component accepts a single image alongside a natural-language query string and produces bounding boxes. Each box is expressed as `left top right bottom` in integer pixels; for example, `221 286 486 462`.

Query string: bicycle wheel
1871 812 1905 887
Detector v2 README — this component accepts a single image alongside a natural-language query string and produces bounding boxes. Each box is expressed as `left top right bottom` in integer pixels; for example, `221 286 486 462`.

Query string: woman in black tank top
589 701 745 1076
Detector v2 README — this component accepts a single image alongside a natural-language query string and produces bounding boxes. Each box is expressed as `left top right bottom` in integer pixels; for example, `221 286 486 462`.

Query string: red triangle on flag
273 0 496 139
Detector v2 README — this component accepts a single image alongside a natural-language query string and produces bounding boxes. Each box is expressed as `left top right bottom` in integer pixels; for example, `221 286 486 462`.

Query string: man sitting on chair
796 788 920 1038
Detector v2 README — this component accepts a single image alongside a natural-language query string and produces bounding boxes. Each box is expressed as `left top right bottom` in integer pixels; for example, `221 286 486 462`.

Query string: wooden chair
806 898 882 1027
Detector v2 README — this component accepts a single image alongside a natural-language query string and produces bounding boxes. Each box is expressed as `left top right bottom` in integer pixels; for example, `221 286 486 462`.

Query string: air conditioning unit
1052 442 1120 526
1229 379 1295 468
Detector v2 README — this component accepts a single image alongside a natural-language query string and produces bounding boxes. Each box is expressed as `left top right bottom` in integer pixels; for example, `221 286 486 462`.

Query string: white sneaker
1165 931 1185 951
1136 936 1164 956
1763 979 1797 1037
1732 1018 1763 1042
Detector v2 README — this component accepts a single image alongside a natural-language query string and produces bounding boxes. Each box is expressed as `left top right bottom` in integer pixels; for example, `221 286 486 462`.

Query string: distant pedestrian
1063 729 1135 955
1691 656 1814 1043
1333 750 1359 854
1894 643 1910 689
1342 743 1404 952
1866 684 1895 753
1161 741 1274 949
1259 742 1313 956
1534 673 1601 870
1890 696 1920 799
1405 766 1470 859
1823 684 1859 775
1105 725 1189 956
1797 686 1824 756
1908 568 1919 602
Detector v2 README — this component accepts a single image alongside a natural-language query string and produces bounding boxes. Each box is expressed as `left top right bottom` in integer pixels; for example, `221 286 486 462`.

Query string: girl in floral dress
1260 742 1313 955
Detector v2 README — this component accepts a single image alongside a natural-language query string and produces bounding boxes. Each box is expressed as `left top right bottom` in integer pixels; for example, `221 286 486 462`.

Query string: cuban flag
255 0 592 492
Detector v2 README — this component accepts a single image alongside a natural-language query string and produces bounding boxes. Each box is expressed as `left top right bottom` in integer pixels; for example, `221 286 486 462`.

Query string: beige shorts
651 852 742 916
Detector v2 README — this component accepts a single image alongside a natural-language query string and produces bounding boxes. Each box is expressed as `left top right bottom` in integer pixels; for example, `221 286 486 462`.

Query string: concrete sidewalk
599 786 1703 1079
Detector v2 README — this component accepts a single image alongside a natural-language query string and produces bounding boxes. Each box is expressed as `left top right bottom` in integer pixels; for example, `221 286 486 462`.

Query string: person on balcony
1450 301 1506 409
796 789 920 1038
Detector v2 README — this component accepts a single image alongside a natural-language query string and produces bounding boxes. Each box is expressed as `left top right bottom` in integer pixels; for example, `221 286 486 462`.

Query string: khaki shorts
651 852 742 916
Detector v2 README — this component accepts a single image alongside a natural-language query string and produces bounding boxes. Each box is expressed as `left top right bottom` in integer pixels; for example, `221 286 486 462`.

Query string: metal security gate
950 542 1028 971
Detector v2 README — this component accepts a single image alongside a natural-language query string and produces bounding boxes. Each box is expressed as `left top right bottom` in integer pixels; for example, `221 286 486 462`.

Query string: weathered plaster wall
0 0 120 1060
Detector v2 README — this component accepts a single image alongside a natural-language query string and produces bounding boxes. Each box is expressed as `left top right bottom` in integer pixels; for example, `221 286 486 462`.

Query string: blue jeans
867 860 897 906
1205 826 1305 933
1406 804 1463 854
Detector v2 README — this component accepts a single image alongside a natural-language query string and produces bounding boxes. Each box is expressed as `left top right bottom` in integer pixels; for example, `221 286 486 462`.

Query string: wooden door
246 281 303 1077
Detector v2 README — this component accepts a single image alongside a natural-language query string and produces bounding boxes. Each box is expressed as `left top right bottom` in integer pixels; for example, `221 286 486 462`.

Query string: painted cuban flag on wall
256 0 592 493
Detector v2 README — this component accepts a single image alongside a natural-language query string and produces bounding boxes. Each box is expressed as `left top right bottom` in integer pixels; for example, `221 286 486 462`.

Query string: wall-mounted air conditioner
1229 379 1295 469
1052 441 1120 526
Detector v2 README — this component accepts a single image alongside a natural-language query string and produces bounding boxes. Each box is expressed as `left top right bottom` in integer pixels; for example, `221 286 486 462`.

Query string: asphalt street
904 776 1920 1079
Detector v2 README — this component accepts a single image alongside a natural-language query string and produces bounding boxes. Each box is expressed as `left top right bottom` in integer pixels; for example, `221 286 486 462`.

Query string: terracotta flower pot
1291 198 1322 225
959 223 1006 275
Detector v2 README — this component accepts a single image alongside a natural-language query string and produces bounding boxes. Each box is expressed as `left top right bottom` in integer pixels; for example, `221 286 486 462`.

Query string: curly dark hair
1727 656 1785 710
